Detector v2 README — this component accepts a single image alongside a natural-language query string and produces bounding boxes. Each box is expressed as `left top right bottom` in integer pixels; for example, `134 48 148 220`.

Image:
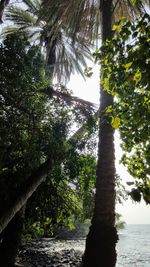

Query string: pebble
18 239 85 267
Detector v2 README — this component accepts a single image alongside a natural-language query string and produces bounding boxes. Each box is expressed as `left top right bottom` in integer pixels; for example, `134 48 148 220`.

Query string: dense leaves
24 153 97 238
0 33 98 238
0 33 50 197
95 13 150 203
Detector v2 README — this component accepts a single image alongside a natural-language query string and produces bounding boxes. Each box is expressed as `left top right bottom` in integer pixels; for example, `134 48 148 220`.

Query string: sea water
116 224 150 267
28 225 150 266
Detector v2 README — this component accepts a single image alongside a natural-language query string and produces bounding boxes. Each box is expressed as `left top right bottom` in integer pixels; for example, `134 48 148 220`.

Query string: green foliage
115 174 128 204
0 31 127 240
115 213 126 230
24 153 97 238
94 13 150 203
0 32 50 192
0 32 98 238
129 188 141 202
84 67 93 78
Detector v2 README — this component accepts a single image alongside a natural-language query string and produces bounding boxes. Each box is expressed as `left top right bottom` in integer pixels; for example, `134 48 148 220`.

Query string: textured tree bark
82 1 118 266
0 207 25 267
0 155 53 235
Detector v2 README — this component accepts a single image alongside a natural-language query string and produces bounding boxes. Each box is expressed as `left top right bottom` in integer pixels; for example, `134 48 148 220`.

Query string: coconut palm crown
2 0 97 82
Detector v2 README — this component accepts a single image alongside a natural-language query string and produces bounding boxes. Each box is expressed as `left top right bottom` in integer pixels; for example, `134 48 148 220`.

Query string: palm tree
39 1 147 266
0 1 148 266
2 0 94 82
82 1 147 266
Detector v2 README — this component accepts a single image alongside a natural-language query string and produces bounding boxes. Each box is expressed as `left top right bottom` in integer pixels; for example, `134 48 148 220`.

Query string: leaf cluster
95 13 150 203
0 32 98 238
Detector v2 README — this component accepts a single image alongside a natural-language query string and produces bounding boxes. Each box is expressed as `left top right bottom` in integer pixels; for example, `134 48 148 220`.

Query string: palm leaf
22 0 41 14
5 7 37 26
40 0 100 45
40 0 148 42
2 0 93 81
46 86 98 110
1 25 20 38
4 0 147 81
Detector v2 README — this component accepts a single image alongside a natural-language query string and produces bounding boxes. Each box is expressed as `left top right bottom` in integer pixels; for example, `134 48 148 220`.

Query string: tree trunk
0 115 94 236
0 207 25 267
0 155 53 235
82 1 118 266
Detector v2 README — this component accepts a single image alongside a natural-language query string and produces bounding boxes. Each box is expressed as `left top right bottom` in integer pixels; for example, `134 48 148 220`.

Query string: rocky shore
18 238 85 267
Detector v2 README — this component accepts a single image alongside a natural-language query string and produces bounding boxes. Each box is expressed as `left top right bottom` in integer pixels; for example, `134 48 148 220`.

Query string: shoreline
18 239 84 267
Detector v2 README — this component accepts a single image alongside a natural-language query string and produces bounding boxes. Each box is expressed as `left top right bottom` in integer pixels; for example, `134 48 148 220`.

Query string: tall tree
39 1 148 266
0 1 148 266
98 13 150 204
82 1 147 266
82 1 117 266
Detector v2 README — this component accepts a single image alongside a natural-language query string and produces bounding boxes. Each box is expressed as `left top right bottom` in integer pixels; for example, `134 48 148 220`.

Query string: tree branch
0 108 99 234
0 154 53 234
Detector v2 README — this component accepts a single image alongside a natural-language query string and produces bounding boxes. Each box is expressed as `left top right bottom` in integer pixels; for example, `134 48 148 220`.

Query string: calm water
29 224 150 266
116 224 150 267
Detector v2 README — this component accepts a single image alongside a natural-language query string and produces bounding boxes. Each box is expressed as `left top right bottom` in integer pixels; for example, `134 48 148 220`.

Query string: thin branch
112 0 120 14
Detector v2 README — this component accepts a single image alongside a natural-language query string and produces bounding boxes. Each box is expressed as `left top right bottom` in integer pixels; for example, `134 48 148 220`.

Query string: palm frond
1 24 42 46
3 5 44 44
40 0 100 45
1 25 20 38
46 86 97 110
5 7 37 26
40 0 149 42
22 0 41 14
2 0 93 81
51 32 92 82
4 0 148 82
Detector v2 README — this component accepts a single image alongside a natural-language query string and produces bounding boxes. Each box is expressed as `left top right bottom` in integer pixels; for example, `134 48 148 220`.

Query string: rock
18 238 84 266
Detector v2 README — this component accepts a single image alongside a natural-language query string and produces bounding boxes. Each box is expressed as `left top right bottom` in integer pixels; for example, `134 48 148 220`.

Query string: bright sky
67 65 150 225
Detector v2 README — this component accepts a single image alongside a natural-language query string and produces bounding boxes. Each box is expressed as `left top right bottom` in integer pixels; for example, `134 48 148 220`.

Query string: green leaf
124 62 132 70
84 67 93 78
112 24 122 32
133 70 142 82
130 188 141 202
126 181 134 186
111 117 120 129
106 105 113 113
